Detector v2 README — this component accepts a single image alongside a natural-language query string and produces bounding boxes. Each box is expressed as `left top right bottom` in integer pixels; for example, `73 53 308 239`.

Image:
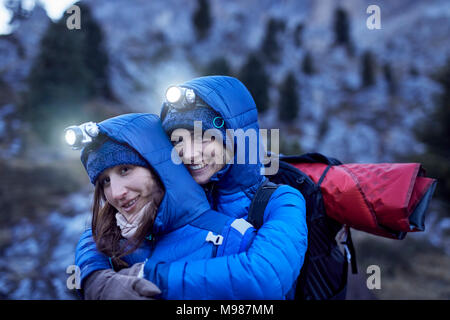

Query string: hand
84 267 161 300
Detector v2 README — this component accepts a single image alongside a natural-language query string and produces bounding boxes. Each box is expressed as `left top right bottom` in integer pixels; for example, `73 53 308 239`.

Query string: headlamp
64 121 99 149
165 86 197 109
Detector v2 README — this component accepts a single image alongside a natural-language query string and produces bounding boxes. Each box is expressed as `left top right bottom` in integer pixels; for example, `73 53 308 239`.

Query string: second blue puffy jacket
144 76 308 299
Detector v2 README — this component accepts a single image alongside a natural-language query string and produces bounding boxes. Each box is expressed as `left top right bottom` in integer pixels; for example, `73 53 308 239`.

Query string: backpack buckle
206 231 224 246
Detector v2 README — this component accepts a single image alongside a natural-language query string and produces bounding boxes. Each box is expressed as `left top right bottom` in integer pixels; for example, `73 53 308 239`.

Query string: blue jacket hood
179 76 265 195
84 113 210 235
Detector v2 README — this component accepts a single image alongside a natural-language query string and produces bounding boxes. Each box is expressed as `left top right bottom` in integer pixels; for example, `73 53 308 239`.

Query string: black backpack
247 153 357 300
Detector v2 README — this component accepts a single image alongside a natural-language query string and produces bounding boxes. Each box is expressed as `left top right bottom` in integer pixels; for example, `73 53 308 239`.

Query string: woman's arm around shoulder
144 185 308 299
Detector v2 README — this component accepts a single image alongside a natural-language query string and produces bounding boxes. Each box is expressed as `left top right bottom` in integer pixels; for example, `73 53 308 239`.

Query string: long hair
91 170 163 270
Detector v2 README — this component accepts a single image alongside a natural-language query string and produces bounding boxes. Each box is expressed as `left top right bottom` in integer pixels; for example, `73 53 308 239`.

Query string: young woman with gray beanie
74 113 257 299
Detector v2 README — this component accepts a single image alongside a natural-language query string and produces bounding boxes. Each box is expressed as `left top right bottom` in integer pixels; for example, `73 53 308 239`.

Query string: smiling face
172 128 226 185
99 165 164 222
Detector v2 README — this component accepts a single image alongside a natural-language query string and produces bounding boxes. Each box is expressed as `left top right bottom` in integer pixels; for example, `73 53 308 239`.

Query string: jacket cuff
143 259 170 299
166 260 187 300
79 262 111 288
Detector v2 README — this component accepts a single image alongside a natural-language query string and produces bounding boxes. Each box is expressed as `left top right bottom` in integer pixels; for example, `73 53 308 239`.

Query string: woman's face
172 129 226 185
99 165 163 222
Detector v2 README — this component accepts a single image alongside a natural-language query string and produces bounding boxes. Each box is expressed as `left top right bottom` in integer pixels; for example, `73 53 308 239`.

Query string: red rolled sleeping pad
292 162 437 239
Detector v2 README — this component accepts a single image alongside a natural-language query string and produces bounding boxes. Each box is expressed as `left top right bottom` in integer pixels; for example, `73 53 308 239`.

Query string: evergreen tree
192 0 212 40
293 23 304 47
383 62 397 95
80 3 111 98
413 60 450 202
278 72 299 123
410 65 419 77
279 137 303 156
361 50 376 87
203 57 232 76
261 18 285 64
302 51 315 75
239 53 270 113
333 7 350 46
23 3 110 144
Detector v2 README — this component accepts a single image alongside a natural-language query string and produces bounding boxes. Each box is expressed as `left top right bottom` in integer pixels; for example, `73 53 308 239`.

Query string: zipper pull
146 233 157 250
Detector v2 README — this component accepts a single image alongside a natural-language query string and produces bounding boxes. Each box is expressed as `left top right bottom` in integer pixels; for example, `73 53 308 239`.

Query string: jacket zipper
204 182 220 257
145 233 157 260
205 182 217 209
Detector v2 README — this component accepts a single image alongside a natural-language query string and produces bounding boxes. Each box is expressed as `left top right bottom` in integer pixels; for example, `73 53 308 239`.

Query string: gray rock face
0 0 448 300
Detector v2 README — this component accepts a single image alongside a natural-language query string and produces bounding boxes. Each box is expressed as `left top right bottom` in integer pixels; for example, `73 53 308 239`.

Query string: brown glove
83 263 161 300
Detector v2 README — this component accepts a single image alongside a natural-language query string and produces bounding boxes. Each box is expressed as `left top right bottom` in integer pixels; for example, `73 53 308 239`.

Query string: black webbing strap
247 180 279 229
346 228 358 274
317 164 332 187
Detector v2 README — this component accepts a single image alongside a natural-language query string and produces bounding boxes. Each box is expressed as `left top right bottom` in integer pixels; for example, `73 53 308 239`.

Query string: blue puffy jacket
76 77 308 300
144 76 308 299
75 113 256 290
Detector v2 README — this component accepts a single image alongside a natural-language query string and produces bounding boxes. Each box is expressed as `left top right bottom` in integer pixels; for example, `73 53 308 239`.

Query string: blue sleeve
75 229 112 287
143 185 307 299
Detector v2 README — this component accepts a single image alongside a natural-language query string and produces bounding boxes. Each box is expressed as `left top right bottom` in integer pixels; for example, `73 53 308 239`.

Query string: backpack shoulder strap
247 180 279 229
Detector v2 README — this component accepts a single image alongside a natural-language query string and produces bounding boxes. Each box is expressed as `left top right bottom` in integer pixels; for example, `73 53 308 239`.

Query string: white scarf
115 203 150 239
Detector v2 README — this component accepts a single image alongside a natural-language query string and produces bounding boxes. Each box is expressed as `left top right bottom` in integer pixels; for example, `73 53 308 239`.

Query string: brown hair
91 170 164 270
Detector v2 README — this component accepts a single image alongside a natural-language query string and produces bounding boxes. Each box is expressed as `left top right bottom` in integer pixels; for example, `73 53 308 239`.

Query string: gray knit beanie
81 136 149 185
161 105 226 139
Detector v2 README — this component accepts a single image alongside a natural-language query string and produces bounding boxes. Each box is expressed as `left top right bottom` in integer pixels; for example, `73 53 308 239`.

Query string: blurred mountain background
0 0 449 299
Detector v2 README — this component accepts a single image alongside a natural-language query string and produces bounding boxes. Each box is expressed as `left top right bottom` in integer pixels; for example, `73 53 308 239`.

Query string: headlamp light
64 121 99 149
165 86 197 109
166 86 183 104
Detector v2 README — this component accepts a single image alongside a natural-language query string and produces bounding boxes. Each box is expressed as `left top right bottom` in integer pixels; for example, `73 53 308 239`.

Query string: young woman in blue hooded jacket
76 76 308 299
75 113 257 299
